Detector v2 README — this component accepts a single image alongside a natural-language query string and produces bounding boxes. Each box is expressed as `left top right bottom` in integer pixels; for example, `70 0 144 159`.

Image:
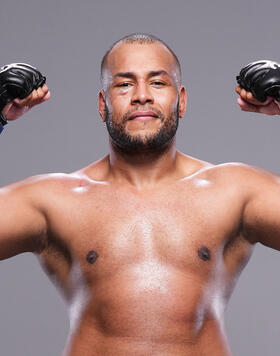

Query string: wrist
0 112 8 133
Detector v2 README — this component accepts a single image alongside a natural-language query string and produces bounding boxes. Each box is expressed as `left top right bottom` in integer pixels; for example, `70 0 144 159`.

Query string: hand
236 84 280 116
1 84 50 121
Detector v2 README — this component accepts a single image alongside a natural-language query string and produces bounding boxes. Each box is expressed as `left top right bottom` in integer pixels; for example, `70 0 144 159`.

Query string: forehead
105 42 177 76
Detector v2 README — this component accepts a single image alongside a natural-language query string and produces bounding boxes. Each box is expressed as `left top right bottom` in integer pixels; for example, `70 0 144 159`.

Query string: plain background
0 0 280 355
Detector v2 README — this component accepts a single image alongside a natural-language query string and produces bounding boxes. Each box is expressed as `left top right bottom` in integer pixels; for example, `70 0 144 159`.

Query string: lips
128 111 159 120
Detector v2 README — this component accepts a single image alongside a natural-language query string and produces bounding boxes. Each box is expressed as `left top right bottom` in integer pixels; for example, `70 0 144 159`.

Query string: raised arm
234 60 280 249
0 62 50 260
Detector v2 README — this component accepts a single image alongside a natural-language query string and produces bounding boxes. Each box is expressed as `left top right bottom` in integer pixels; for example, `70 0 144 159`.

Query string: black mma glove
236 60 280 102
0 63 46 129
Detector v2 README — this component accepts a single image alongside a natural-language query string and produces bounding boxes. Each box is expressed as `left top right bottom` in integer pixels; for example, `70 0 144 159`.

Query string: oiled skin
23 153 260 356
2 40 280 356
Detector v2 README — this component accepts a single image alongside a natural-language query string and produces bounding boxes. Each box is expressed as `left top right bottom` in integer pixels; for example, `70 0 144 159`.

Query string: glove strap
0 112 8 134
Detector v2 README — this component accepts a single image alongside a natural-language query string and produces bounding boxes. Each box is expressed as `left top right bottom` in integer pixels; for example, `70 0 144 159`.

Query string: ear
178 86 187 118
98 90 106 122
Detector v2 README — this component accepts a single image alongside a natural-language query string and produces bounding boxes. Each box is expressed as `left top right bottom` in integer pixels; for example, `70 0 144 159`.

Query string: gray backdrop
0 0 279 355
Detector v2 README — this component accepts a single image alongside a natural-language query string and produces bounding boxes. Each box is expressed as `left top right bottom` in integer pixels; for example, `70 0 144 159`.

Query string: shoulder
199 161 280 195
0 172 81 192
178 152 279 187
205 161 278 180
0 155 110 196
0 172 94 204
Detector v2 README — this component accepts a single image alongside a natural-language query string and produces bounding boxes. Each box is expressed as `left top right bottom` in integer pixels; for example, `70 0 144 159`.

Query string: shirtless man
1 33 280 356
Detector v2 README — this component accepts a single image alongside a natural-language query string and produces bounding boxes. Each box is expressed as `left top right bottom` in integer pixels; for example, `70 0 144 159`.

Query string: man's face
99 42 186 153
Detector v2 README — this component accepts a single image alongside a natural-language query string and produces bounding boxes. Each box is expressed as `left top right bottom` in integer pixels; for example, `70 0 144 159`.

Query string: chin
127 133 160 145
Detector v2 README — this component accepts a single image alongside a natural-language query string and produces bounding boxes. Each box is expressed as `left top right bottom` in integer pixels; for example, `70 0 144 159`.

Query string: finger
238 89 271 106
13 91 34 106
237 97 258 112
245 91 264 105
36 85 49 97
36 87 46 101
235 85 261 105
240 88 249 100
27 89 44 107
42 90 51 102
13 88 50 108
28 85 50 103
24 90 40 107
246 91 255 101
37 90 51 104
28 87 51 106
21 87 47 107
235 85 242 94
34 86 43 99
41 84 49 94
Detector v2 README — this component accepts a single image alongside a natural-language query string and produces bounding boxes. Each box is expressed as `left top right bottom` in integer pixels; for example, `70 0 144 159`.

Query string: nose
131 82 154 105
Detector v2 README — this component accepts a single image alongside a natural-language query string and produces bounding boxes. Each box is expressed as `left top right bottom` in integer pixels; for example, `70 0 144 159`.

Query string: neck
107 137 179 189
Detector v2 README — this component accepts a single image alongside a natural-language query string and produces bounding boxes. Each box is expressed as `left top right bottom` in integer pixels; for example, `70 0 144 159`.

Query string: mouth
128 111 159 121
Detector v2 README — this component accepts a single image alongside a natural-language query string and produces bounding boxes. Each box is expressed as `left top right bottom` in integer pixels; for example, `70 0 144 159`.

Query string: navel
198 246 211 261
86 250 99 264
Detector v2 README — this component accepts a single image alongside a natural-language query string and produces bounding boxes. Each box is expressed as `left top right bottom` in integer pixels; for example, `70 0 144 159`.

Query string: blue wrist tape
0 113 8 133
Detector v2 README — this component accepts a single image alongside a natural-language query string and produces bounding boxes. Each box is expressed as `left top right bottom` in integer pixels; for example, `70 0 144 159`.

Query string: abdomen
70 260 225 341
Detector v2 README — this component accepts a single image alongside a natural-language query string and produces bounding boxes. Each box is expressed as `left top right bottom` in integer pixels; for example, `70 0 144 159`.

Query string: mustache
122 106 164 122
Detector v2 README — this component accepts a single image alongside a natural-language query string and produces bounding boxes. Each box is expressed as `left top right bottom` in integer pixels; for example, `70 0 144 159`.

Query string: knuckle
33 91 39 99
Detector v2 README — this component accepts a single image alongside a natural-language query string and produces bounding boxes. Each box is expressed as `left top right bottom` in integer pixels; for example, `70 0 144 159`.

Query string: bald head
100 33 182 90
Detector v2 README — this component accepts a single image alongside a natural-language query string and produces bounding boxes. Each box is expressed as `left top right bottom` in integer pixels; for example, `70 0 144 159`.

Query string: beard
105 102 180 153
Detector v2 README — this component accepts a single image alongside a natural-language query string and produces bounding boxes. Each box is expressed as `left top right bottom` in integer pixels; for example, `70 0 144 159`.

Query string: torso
35 154 255 356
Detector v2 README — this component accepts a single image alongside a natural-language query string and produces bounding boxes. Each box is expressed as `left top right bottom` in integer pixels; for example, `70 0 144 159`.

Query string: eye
117 82 132 87
151 81 165 87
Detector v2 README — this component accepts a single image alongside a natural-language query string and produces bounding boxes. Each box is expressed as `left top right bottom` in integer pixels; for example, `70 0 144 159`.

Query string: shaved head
100 33 182 90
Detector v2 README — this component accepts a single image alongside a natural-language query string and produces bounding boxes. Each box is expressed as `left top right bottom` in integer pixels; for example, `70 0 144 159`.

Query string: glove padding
0 63 46 112
236 60 280 102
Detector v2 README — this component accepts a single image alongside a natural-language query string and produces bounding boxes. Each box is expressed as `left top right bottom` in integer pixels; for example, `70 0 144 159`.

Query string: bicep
243 168 280 250
0 180 47 260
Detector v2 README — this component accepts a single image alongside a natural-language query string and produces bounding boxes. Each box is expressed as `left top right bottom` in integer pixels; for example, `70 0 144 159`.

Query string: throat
107 144 179 188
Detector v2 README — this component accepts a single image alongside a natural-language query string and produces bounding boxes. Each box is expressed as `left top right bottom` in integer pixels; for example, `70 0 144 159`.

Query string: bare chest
42 180 248 285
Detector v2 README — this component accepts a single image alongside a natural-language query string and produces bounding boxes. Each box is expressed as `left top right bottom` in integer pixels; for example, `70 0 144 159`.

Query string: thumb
274 99 280 110
1 101 13 116
261 96 274 106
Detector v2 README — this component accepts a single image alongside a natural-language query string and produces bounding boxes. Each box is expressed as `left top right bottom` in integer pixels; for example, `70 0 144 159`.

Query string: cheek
111 95 131 107
157 94 178 115
107 96 130 119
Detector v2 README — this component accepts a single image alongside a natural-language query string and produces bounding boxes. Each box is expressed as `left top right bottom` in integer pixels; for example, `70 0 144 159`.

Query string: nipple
86 250 99 264
198 246 211 261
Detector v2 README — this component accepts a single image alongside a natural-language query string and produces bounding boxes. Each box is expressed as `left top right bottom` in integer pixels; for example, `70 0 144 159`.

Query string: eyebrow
113 70 170 80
